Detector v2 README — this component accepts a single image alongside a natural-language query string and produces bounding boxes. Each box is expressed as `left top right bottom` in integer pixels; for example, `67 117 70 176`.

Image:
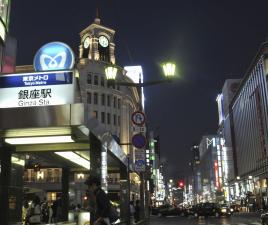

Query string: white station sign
0 70 75 108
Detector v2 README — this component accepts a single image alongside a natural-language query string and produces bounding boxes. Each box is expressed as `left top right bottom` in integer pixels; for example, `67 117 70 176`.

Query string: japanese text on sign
18 88 52 99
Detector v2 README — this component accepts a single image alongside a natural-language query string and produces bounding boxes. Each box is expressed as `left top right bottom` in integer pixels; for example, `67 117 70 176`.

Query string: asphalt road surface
150 212 262 225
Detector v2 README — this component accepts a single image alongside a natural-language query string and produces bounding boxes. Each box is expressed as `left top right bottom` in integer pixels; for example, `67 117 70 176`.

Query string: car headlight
221 209 227 213
230 208 234 212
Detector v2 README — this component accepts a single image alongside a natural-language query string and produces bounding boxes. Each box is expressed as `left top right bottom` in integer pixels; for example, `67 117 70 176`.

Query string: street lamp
105 62 176 224
105 66 118 80
162 62 176 78
105 62 176 89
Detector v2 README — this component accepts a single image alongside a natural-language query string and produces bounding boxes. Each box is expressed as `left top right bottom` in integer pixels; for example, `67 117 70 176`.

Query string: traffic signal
178 180 184 189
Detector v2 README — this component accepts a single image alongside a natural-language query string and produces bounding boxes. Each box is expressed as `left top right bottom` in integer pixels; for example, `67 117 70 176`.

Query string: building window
94 75 98 85
114 96 117 108
101 77 105 87
101 93 106 106
114 114 117 125
101 112 105 123
118 116 120 126
118 99 121 109
107 95 111 106
87 73 92 84
93 111 98 119
94 93 98 105
107 113 111 124
87 92 91 104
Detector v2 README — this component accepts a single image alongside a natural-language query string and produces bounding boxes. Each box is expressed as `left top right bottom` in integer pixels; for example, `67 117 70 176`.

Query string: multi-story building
0 0 12 72
77 15 141 198
228 41 268 208
196 135 226 202
217 79 241 202
19 15 141 208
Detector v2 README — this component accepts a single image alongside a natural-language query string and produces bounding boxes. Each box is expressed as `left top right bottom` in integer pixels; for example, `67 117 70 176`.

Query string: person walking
130 201 135 223
134 200 140 224
85 176 118 225
27 195 41 225
22 200 29 225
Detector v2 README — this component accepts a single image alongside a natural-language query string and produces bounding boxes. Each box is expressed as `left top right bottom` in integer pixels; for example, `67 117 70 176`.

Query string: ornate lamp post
105 62 176 224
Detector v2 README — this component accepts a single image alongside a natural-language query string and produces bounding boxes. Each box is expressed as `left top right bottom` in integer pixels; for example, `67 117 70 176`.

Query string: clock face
83 37 90 49
99 36 109 48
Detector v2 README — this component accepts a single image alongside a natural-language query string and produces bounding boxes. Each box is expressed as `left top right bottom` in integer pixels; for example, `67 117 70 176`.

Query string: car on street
181 205 197 217
193 202 231 218
151 205 170 216
230 203 241 213
158 205 182 217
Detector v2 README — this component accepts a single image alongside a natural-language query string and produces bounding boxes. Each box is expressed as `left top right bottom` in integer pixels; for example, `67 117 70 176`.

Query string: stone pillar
61 167 69 222
89 132 102 225
89 132 101 178
0 145 12 225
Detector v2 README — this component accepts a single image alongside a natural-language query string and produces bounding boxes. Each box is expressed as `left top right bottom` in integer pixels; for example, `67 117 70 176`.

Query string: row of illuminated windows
92 110 120 126
87 73 120 90
24 169 90 184
23 168 61 183
87 92 121 108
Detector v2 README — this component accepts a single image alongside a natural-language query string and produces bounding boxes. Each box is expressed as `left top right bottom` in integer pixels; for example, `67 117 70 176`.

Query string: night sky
9 0 268 178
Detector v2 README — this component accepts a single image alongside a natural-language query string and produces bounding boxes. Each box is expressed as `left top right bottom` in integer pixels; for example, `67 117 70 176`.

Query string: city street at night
150 213 262 225
2 0 268 224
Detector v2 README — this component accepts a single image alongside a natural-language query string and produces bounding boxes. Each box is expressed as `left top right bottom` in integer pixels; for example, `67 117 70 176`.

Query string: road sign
135 160 145 172
131 111 146 126
135 149 146 172
132 133 147 149
132 125 146 133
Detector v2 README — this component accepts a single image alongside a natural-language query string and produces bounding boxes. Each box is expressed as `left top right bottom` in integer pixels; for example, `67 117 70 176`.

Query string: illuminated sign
216 94 225 125
0 70 75 108
124 66 145 109
34 42 75 71
0 19 6 41
214 160 219 189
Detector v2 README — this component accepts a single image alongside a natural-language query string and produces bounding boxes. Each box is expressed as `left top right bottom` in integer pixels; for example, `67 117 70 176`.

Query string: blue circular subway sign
33 42 75 72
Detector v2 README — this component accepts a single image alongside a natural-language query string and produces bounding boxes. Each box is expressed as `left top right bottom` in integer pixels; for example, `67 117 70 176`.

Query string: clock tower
79 15 115 64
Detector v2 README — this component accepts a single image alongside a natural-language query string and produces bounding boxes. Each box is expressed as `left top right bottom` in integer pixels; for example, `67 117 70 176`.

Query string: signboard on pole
135 149 146 172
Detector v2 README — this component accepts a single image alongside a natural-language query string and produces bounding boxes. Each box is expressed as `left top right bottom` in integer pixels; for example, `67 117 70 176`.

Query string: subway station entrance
0 103 129 225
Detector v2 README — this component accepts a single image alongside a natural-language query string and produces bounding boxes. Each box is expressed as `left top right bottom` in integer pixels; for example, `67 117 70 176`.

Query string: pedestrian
48 203 53 224
51 199 58 223
85 176 118 225
27 195 41 225
41 200 49 223
130 201 135 222
262 198 266 211
22 200 29 225
134 200 140 223
56 197 63 222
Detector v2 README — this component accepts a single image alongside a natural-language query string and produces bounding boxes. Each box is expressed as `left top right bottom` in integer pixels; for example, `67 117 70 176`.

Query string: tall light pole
105 62 176 224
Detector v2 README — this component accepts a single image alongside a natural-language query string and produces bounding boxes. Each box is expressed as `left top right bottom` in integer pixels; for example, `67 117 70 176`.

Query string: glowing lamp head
105 66 118 80
162 62 176 78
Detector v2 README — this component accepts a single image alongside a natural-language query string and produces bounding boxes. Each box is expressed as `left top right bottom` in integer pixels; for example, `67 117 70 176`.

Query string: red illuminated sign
214 160 219 189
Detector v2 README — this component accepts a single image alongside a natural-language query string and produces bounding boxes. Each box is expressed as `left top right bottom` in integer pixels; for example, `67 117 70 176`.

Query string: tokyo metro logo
34 42 75 72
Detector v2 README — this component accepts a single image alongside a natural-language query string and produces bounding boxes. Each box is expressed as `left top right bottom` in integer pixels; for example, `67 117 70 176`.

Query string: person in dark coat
85 176 111 225
134 200 140 223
